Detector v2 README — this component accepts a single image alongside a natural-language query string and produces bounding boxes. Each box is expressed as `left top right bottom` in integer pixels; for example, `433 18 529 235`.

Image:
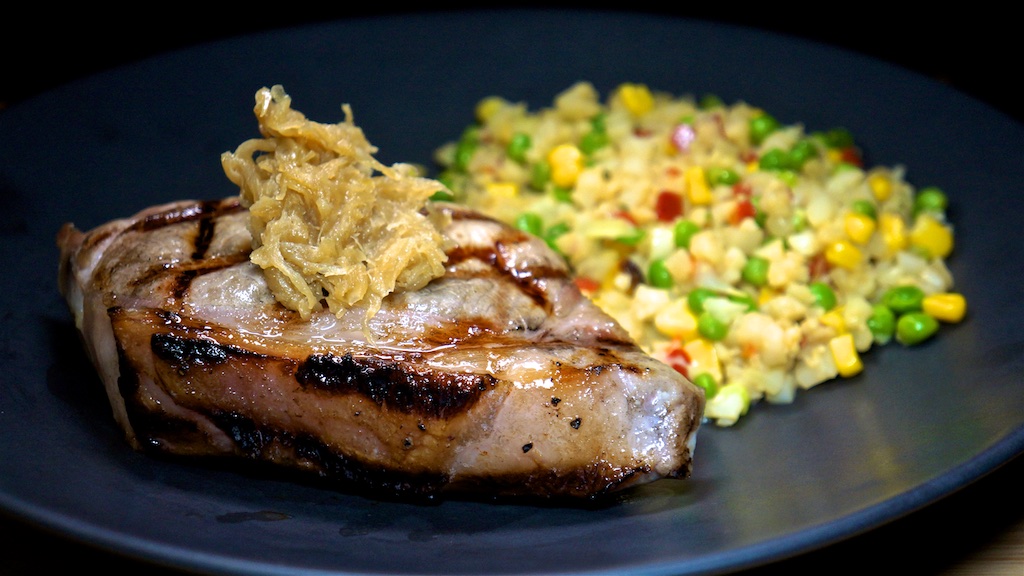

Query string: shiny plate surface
1 9 1022 576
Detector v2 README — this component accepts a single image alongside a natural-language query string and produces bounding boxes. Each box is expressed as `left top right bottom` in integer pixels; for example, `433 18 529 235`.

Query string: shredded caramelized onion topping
221 85 449 321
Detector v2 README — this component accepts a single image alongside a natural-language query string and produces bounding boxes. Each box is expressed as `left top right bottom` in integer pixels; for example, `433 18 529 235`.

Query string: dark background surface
3 6 1021 125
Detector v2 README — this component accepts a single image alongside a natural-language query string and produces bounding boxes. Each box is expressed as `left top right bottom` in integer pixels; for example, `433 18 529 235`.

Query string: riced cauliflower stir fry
431 81 966 426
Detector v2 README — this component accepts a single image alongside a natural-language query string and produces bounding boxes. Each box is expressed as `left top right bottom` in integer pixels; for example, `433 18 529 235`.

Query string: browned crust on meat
58 198 704 500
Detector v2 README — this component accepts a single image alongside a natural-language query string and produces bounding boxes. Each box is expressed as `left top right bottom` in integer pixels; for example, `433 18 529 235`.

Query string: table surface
2 7 1021 575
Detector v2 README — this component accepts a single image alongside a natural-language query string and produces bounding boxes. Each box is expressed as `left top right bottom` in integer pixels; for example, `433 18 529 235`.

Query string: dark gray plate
1 9 1022 576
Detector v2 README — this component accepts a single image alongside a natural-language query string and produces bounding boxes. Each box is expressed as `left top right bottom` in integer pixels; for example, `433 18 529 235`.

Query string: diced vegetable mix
431 82 966 427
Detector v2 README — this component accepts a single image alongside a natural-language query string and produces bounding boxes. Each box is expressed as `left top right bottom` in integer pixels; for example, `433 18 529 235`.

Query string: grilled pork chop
56 197 704 499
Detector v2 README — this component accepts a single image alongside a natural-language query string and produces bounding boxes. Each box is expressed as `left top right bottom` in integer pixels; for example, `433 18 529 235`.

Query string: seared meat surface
57 198 704 499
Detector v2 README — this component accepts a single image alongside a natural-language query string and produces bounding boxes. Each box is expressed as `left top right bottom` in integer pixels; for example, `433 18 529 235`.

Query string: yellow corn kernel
618 83 654 116
826 149 845 164
682 338 722 383
485 181 519 198
923 292 967 323
475 96 505 123
844 212 876 244
746 160 759 173
868 172 893 201
663 137 678 155
829 333 864 377
819 308 847 334
909 214 954 258
825 240 863 269
758 287 778 307
547 143 584 188
684 166 713 205
878 213 908 254
654 299 700 340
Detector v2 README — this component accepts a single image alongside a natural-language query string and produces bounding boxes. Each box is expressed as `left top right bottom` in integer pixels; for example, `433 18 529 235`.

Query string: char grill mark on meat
151 332 246 370
444 238 562 312
127 197 243 235
208 411 451 497
296 354 497 420
88 198 249 306
57 198 704 500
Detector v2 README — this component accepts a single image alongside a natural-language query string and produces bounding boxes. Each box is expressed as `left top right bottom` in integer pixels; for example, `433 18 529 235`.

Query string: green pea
545 222 570 238
687 287 718 314
851 199 877 220
698 311 729 341
692 373 719 398
506 132 531 163
673 220 701 248
647 259 674 289
543 222 570 253
515 213 543 236
833 162 860 175
882 285 925 314
896 312 939 346
615 228 645 246
867 304 897 344
741 256 770 287
777 170 799 187
430 189 455 202
749 114 780 145
727 292 758 312
437 170 455 190
699 94 724 109
706 166 741 186
551 186 573 203
809 281 837 310
529 161 551 190
753 195 767 228
789 139 817 168
791 209 809 232
579 129 608 155
914 186 948 216
821 127 854 149
454 127 479 171
758 148 792 172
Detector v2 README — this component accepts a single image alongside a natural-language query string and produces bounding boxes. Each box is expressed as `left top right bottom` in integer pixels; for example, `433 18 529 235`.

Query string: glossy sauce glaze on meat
56 198 704 500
